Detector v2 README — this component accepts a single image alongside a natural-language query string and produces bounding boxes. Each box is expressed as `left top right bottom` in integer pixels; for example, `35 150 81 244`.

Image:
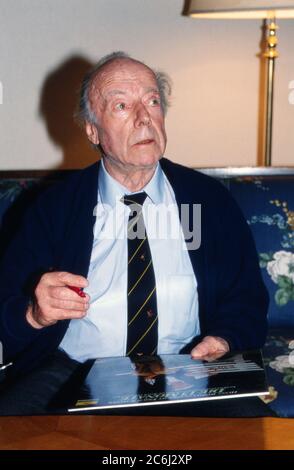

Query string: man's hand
191 335 230 362
26 271 89 329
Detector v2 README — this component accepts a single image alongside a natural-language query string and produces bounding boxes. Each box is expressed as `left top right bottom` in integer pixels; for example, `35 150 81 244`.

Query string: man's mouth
134 139 154 146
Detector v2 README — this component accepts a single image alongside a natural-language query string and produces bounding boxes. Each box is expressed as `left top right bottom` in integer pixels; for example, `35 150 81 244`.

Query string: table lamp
184 0 294 166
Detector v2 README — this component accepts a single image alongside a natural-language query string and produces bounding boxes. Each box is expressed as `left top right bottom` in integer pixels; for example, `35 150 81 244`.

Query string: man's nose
134 104 151 127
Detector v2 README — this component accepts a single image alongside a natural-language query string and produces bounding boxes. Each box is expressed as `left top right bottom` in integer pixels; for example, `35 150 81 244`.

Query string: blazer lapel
160 158 207 331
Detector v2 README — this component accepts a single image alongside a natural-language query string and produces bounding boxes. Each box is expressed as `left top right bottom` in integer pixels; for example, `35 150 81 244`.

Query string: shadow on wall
39 55 100 169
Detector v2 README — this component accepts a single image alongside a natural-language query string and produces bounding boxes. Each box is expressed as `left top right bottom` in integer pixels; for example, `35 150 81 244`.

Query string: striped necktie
122 192 158 357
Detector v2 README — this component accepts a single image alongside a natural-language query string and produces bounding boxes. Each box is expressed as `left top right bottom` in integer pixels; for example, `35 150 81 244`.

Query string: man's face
86 59 167 170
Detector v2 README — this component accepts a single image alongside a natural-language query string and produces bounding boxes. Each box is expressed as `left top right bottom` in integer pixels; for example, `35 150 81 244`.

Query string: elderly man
0 52 269 415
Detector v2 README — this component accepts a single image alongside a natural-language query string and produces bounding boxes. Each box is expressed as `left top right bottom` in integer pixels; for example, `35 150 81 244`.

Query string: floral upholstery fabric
229 176 294 327
261 330 294 417
0 171 293 417
228 175 294 417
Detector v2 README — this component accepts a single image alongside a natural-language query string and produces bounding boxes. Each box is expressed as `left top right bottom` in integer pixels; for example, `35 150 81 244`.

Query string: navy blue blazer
0 158 269 375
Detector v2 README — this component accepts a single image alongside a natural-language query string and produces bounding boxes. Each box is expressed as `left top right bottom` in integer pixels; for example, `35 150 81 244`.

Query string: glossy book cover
68 351 269 412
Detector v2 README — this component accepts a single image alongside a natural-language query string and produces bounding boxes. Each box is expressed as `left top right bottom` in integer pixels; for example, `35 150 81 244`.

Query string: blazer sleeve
0 188 59 363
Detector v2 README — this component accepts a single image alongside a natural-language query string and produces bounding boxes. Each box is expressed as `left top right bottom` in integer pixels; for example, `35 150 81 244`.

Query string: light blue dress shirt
60 159 200 361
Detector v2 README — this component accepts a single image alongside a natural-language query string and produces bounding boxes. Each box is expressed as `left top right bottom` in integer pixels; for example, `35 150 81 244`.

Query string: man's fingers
191 336 229 361
40 271 88 288
29 271 90 329
191 348 227 362
191 343 210 359
56 271 88 288
49 298 89 312
53 307 88 320
196 350 228 362
33 308 87 327
50 286 90 303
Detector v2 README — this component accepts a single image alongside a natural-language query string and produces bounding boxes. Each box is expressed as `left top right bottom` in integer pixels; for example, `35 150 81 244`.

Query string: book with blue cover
68 350 269 412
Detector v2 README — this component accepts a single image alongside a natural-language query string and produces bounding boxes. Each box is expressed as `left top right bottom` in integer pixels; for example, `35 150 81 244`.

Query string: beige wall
0 0 293 169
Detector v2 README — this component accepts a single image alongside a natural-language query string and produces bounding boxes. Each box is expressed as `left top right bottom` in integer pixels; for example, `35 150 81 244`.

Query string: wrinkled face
86 59 167 170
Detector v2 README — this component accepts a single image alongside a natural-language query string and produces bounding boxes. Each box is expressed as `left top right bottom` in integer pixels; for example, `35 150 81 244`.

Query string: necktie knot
122 192 147 207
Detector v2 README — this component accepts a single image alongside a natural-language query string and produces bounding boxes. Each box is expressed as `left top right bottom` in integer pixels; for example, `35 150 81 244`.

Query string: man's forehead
105 86 159 97
91 59 158 95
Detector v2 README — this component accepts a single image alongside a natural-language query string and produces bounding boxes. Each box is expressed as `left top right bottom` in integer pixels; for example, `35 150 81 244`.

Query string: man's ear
85 122 99 145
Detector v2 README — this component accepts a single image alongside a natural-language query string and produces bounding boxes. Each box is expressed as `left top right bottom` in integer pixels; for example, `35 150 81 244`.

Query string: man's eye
150 98 160 106
115 102 126 110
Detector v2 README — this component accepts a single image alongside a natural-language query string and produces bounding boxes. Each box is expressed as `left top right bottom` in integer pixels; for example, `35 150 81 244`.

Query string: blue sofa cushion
229 176 294 328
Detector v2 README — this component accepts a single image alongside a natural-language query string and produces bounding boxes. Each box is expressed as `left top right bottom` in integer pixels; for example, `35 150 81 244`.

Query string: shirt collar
98 158 165 207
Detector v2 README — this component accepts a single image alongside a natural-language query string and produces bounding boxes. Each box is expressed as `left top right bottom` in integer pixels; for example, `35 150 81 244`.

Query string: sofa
0 166 293 417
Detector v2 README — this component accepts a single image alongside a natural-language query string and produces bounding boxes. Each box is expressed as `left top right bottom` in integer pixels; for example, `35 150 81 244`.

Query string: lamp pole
263 19 279 166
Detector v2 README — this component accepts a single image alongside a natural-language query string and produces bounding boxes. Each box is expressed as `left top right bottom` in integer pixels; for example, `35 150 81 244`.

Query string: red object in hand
67 285 86 298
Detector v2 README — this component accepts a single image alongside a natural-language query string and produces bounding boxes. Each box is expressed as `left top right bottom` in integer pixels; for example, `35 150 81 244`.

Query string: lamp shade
185 0 294 19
